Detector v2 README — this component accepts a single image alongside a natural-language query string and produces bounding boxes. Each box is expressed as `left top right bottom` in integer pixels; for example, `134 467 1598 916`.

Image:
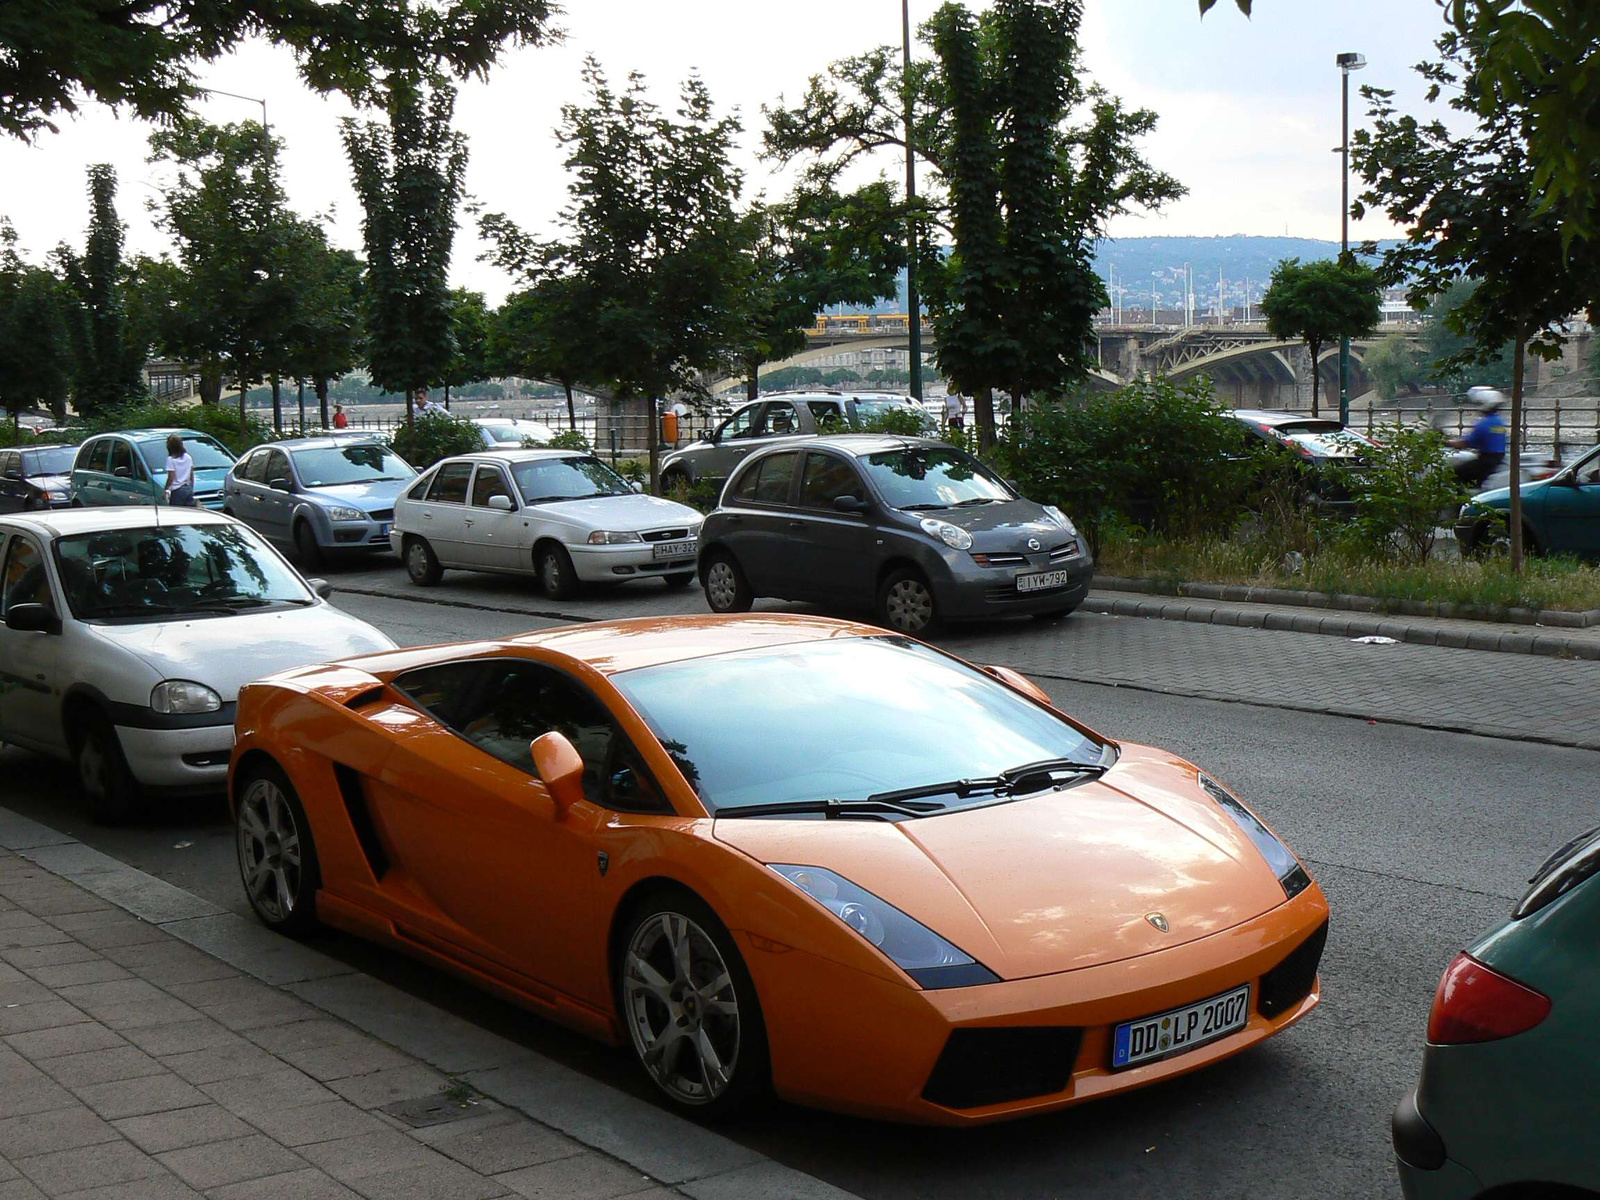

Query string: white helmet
1466 386 1505 413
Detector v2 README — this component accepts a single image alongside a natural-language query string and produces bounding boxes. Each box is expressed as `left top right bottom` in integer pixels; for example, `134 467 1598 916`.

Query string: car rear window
1516 827 1600 919
137 436 235 471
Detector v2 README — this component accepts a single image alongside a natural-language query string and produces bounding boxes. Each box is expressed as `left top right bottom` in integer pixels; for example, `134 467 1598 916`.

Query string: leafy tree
435 287 490 406
1419 280 1511 395
343 72 468 425
279 222 364 427
1329 424 1462 566
0 222 72 428
54 165 146 414
1353 31 1600 572
0 0 556 139
1259 256 1380 417
1363 334 1428 401
488 278 595 430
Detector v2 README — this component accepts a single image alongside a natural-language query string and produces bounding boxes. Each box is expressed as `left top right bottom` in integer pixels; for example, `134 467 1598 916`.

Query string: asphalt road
1 568 1591 1200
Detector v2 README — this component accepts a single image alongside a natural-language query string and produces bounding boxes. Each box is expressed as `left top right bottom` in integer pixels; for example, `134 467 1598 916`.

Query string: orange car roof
508 613 883 675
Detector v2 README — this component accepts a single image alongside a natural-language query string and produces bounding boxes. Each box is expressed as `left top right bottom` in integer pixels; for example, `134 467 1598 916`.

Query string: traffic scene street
3 562 1591 1200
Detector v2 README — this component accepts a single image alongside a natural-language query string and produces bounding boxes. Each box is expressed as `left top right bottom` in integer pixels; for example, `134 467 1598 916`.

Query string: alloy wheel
884 578 934 633
406 542 431 580
622 912 741 1106
77 732 109 802
541 552 563 594
706 562 738 610
237 777 304 924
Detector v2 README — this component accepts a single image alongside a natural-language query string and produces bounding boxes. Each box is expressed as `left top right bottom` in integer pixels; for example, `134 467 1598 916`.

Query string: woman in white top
162 434 196 507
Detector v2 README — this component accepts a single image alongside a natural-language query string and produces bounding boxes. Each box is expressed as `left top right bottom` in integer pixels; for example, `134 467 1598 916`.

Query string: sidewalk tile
45 908 149 933
5 1023 126 1061
27 958 132 989
0 926 71 950
296 1129 439 1181
495 1154 658 1200
206 1167 361 1200
0 1105 119 1157
14 1139 166 1193
244 1020 366 1056
57 977 169 1009
0 979 56 1006
39 1044 165 1087
348 1159 511 1200
121 1018 240 1057
240 1098 388 1147
75 1072 208 1119
0 1000 85 1036
2 943 100 969
0 1182 44 1199
0 1071 75 1118
326 1065 449 1108
115 1103 256 1153
202 992 323 1032
157 1132 307 1190
92 997 205 1031
200 1068 338 1117
424 1113 583 1174
57 1178 201 1199
160 1041 282 1085
73 922 168 950
113 945 238 988
278 1039 415 1082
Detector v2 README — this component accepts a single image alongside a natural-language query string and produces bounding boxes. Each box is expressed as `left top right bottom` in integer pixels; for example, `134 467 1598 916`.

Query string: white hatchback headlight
587 530 643 544
326 506 366 522
151 680 222 714
919 518 973 551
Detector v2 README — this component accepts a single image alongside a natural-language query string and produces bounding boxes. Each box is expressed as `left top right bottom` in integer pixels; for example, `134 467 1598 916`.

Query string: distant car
472 417 557 449
662 391 936 487
0 507 393 820
0 444 78 512
391 449 704 597
223 437 417 568
71 428 236 510
697 435 1091 635
1393 825 1600 1199
1223 410 1377 507
1455 442 1600 561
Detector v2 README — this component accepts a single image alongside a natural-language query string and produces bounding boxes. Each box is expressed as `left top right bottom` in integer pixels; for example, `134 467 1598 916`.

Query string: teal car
1393 826 1600 1197
1455 443 1600 559
70 429 236 511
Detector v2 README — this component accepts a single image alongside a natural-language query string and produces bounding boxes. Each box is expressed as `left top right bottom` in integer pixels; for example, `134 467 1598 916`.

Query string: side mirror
631 480 644 494
269 477 293 492
2 469 20 481
832 494 869 513
980 663 1053 706
112 466 131 479
5 603 60 635
306 578 334 600
486 494 515 511
531 731 586 813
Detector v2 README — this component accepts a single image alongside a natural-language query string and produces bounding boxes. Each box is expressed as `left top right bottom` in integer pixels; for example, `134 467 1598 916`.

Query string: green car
1393 826 1600 1197
70 428 236 510
1455 443 1600 559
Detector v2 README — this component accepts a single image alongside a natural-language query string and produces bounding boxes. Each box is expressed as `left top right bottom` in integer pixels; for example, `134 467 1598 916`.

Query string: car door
703 402 766 480
462 465 525 570
105 439 149 506
0 530 64 752
719 450 802 597
252 449 296 542
413 461 475 565
0 453 22 512
785 451 879 603
1539 454 1600 558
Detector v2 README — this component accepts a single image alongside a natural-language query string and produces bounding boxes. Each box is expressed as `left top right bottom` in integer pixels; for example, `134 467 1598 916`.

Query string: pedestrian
332 403 348 430
162 433 196 507
944 391 966 435
418 393 446 418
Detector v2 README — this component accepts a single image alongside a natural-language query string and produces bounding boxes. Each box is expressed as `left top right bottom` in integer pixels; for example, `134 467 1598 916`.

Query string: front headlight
1198 775 1311 898
919 518 974 551
1042 505 1078 536
326 505 366 522
47 490 69 501
587 530 643 544
769 864 999 988
151 680 222 714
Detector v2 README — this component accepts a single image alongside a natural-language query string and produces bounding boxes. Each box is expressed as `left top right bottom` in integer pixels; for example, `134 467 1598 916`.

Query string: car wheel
702 552 753 614
294 521 325 570
537 542 580 600
235 760 320 936
404 536 443 586
71 711 141 825
877 567 939 636
618 892 769 1119
663 571 694 589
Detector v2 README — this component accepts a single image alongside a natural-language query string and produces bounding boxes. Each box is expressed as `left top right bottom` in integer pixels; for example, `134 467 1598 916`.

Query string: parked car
1393 825 1600 1198
661 391 936 487
0 444 78 512
71 428 236 510
0 508 393 821
1224 409 1377 507
698 435 1091 635
231 612 1327 1122
1455 442 1600 560
391 449 703 597
472 417 557 449
223 436 417 568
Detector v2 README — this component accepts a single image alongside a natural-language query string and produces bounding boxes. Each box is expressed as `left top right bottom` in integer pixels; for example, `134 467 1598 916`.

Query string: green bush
86 400 274 456
665 475 723 514
1327 423 1463 565
997 378 1259 555
388 412 485 469
545 429 592 452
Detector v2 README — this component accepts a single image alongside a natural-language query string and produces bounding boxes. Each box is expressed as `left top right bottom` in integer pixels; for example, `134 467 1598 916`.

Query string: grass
1097 536 1600 614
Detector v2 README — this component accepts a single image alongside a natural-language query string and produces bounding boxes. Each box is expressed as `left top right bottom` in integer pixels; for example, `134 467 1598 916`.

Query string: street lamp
1336 51 1365 426
199 87 268 132
901 0 923 403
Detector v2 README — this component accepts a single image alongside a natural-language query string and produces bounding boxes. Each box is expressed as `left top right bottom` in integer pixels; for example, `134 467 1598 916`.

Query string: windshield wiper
178 596 276 612
869 759 1107 806
897 502 948 512
953 496 1005 506
715 797 946 821
999 758 1109 791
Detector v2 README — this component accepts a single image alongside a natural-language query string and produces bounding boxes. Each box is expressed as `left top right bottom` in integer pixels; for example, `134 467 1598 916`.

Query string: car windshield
862 447 1011 509
511 456 632 502
1270 421 1374 457
290 444 414 487
22 447 75 475
612 636 1103 814
54 523 311 620
136 436 235 471
479 423 523 443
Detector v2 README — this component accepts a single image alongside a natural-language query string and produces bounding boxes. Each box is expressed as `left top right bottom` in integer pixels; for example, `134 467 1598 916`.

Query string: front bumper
115 722 234 792
321 514 394 552
568 540 697 583
744 882 1328 1124
936 542 1094 619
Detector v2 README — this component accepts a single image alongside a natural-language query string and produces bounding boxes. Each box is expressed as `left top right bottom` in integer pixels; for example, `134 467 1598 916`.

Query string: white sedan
472 417 557 448
391 450 703 597
0 508 395 821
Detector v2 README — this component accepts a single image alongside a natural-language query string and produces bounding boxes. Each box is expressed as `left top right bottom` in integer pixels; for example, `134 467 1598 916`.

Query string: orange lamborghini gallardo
230 614 1328 1125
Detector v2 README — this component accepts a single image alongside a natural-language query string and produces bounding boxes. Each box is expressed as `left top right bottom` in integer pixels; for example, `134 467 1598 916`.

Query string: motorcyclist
1451 387 1508 489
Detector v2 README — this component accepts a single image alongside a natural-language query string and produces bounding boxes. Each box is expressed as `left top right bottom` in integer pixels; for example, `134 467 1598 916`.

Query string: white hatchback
0 508 395 820
391 450 704 597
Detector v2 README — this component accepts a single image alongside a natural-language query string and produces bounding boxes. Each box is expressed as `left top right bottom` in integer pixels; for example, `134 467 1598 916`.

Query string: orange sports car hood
713 743 1293 981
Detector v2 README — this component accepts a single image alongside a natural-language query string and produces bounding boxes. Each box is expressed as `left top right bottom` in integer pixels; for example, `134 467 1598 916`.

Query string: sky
0 0 1458 304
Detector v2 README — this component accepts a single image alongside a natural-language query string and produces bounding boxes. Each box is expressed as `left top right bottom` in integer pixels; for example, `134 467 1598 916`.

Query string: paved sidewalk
0 846 853 1200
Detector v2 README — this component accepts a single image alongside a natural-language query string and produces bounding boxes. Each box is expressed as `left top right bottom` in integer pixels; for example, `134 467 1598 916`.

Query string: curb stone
0 809 862 1200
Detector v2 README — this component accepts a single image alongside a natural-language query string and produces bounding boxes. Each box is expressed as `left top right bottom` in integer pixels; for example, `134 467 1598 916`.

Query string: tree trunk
564 381 576 431
238 381 248 441
444 383 451 410
975 387 997 452
271 375 282 433
1509 323 1526 574
405 387 415 427
199 370 222 406
647 395 661 494
746 363 759 403
1308 340 1321 417
296 378 305 431
316 378 330 429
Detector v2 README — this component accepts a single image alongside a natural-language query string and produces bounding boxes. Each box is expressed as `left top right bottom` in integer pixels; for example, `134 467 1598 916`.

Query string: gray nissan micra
696 435 1091 634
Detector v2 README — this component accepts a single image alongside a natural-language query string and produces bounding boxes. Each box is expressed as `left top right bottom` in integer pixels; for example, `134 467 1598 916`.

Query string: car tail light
1426 952 1550 1045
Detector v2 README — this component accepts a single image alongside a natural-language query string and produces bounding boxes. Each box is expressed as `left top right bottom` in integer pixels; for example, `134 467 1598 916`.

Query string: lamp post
200 87 268 132
902 0 923 403
1336 51 1365 426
